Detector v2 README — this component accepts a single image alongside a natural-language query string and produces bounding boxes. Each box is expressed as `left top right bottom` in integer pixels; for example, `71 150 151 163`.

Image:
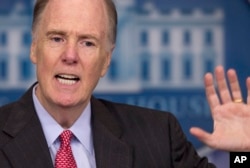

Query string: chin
54 98 77 107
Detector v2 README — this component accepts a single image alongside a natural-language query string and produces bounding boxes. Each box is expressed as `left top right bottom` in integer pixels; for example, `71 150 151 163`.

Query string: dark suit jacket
0 84 215 168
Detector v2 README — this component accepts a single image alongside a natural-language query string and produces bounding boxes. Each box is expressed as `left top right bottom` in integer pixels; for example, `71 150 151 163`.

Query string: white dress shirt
32 86 96 168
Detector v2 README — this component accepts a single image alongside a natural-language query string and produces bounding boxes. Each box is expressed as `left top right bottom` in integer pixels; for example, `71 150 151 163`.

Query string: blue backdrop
1 0 250 167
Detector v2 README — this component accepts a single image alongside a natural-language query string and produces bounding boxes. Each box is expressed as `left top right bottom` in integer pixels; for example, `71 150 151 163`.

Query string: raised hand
190 65 250 151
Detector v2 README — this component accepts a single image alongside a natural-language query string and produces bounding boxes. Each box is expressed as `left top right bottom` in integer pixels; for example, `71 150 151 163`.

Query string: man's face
30 0 112 110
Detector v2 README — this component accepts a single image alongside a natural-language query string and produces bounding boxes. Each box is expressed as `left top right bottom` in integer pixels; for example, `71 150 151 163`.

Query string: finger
227 69 243 102
215 66 232 103
204 73 220 112
247 77 250 104
190 127 212 145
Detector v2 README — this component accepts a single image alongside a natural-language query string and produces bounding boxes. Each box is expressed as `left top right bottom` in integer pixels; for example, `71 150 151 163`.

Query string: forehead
39 0 108 36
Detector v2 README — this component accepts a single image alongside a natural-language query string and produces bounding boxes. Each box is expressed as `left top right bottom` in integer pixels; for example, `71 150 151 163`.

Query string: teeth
57 78 77 85
56 74 79 85
59 74 78 79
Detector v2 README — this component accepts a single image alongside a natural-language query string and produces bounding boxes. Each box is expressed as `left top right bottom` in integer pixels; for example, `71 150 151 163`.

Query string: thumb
190 127 212 145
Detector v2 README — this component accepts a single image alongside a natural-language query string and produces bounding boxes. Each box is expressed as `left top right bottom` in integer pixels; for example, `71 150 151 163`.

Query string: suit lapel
2 85 53 168
91 98 133 168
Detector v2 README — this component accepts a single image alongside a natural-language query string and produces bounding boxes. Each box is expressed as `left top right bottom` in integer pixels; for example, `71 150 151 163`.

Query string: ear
30 41 37 64
100 46 114 77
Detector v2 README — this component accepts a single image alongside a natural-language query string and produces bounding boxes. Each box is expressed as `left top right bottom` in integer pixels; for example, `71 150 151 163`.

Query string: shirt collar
32 85 93 154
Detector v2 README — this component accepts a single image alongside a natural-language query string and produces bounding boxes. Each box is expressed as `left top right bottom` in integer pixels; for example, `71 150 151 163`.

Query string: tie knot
60 130 73 146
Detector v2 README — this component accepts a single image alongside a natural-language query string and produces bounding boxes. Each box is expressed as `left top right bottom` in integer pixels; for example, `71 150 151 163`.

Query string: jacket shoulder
0 102 20 128
95 98 179 131
94 98 215 168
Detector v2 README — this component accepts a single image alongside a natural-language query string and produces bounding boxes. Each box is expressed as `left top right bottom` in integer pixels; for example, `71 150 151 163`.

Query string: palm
190 66 250 151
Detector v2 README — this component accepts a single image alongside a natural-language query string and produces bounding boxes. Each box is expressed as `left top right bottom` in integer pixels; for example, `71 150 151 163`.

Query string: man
0 0 250 167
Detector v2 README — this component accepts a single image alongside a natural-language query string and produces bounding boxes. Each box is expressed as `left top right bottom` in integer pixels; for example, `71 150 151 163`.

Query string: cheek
93 55 108 73
36 44 60 65
82 58 105 80
35 50 56 75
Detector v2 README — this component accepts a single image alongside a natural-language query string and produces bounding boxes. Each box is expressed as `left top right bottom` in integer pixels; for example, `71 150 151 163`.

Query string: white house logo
95 1 224 92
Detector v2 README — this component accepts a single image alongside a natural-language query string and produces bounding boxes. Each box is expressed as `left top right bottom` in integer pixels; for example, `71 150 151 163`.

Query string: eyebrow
46 30 100 41
78 34 100 43
46 30 66 37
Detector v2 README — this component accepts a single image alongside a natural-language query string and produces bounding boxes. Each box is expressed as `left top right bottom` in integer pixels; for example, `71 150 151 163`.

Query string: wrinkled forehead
38 0 109 37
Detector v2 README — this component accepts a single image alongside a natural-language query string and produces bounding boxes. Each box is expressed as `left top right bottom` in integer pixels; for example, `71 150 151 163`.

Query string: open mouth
55 74 80 85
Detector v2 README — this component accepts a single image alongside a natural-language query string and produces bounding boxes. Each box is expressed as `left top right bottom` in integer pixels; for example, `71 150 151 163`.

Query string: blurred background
1 0 250 167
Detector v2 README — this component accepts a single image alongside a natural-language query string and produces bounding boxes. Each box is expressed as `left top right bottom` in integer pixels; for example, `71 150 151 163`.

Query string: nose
62 43 79 65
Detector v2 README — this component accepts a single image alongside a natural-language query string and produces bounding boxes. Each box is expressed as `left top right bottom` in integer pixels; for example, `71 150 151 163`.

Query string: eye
81 41 95 47
51 37 64 43
85 41 94 47
48 35 65 47
79 40 96 47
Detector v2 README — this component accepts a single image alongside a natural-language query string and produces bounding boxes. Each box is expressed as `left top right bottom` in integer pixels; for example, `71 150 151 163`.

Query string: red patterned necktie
55 130 77 168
